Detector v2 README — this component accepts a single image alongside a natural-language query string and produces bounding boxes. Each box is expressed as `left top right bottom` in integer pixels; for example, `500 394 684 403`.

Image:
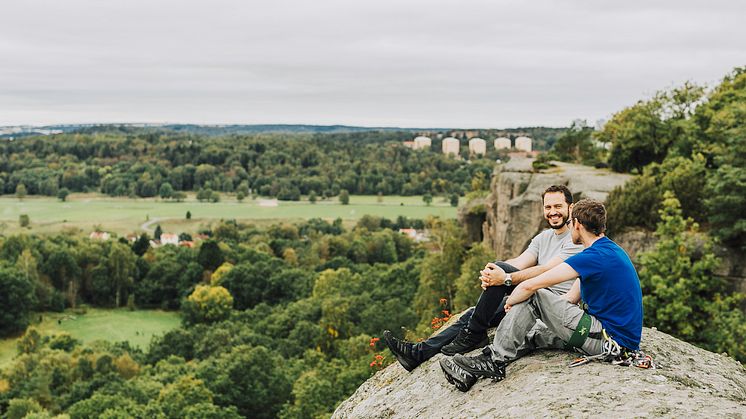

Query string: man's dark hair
541 185 573 205
572 198 606 235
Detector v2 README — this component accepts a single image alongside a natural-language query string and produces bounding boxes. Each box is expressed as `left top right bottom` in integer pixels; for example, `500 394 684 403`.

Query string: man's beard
546 212 569 229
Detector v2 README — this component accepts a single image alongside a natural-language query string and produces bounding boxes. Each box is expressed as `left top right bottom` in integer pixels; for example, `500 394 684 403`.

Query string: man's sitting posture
440 199 643 392
383 185 583 371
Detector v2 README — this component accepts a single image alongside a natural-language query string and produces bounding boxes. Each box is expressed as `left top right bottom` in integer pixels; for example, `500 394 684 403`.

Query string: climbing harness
568 329 655 369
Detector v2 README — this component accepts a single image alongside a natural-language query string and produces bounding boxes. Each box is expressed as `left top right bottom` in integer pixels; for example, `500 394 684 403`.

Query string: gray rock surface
333 328 746 418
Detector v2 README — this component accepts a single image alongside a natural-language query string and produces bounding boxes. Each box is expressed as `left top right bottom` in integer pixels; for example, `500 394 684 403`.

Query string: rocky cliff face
333 327 746 418
482 157 631 260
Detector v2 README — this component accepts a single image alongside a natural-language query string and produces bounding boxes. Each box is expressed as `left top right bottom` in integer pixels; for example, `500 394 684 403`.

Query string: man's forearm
505 283 535 306
509 264 551 284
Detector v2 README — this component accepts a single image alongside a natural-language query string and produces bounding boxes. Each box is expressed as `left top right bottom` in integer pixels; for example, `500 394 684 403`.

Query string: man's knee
533 288 556 304
494 261 518 273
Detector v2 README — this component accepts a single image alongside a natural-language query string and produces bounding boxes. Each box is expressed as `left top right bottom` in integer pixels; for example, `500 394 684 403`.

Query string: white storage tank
494 137 511 150
515 136 533 152
442 137 460 155
468 138 487 155
413 136 432 150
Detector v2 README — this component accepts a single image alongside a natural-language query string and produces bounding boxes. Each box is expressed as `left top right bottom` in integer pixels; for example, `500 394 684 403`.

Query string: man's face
543 192 570 230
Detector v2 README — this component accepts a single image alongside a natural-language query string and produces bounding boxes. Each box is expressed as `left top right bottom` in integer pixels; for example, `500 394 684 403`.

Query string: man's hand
479 263 506 290
504 302 512 313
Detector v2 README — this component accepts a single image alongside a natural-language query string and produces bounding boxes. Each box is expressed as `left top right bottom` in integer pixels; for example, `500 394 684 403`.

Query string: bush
453 243 494 311
339 189 350 205
181 285 234 324
49 333 80 351
605 174 660 236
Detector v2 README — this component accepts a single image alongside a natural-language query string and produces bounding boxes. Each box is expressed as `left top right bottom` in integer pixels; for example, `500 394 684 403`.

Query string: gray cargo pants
488 288 604 363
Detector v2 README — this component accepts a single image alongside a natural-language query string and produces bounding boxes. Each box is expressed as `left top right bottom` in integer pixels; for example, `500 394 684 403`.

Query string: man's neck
553 224 569 235
581 233 604 248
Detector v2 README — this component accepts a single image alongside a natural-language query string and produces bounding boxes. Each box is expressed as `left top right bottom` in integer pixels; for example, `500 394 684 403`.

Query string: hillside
333 327 746 418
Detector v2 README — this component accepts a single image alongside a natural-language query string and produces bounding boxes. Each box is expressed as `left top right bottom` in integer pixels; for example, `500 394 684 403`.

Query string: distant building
89 231 110 241
468 138 487 155
160 233 179 245
399 228 428 243
403 141 415 149
442 137 460 155
494 137 511 150
413 136 432 150
515 136 533 152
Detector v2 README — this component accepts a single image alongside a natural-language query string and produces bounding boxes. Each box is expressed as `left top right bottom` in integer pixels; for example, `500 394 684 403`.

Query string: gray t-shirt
525 229 584 293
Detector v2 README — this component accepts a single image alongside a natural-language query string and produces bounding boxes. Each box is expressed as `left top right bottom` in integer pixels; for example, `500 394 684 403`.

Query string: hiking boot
451 348 506 382
439 356 477 392
441 328 489 356
383 330 421 372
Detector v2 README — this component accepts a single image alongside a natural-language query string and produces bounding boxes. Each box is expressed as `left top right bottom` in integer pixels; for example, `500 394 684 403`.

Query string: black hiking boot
439 356 477 392
451 348 506 382
383 330 421 372
441 328 489 356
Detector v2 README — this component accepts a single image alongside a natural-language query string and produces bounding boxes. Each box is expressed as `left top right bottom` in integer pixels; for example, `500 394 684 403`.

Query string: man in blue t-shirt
440 198 643 392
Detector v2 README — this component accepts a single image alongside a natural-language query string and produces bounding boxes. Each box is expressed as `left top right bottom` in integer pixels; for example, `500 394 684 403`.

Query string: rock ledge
333 328 746 418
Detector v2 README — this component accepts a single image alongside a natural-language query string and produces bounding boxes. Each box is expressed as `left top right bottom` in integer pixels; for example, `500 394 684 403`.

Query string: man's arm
481 255 565 289
564 279 581 304
505 262 579 309
503 249 538 270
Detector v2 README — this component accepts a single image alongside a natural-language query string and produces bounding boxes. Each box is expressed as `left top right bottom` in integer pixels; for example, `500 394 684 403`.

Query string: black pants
412 261 519 361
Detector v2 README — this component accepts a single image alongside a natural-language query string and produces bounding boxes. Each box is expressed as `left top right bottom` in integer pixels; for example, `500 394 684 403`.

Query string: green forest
0 216 460 418
1 67 745 418
0 127 565 203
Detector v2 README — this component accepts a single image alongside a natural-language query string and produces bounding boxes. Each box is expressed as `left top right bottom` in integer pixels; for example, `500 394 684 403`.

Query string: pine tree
639 191 746 361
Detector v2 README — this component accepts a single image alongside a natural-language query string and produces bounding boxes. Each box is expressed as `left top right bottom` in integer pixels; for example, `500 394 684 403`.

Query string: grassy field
0 193 457 235
0 308 180 368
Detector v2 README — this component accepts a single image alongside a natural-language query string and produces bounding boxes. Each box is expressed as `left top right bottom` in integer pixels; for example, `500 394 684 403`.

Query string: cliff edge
333 327 746 418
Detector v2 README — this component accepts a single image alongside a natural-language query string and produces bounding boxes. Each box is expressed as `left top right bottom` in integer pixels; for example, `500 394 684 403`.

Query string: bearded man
384 185 583 371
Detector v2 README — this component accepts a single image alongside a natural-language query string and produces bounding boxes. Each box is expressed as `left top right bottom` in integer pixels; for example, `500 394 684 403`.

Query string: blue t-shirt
564 237 643 350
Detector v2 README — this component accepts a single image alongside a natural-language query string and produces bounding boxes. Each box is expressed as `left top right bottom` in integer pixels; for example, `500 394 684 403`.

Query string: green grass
0 193 457 235
0 308 180 368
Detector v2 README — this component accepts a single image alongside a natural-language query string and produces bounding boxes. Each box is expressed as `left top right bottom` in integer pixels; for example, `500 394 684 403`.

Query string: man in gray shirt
384 185 583 371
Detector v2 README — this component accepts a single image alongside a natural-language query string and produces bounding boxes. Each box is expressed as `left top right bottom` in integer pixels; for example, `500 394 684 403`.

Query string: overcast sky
1 0 744 128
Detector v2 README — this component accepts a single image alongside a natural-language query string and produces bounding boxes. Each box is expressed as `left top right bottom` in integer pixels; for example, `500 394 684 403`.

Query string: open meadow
0 193 457 235
0 309 180 368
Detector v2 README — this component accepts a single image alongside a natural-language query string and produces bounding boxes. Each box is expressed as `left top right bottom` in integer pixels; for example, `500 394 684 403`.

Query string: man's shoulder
531 229 554 240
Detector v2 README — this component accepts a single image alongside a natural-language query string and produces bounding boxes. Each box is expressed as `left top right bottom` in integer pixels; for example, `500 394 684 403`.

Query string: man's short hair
542 185 573 205
572 199 607 235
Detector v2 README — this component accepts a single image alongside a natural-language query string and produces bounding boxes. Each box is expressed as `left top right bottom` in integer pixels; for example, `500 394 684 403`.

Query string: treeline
0 130 505 201
0 215 489 418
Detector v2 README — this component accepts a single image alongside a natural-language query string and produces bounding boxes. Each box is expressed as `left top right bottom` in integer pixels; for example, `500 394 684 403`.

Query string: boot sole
452 356 506 382
439 358 476 392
